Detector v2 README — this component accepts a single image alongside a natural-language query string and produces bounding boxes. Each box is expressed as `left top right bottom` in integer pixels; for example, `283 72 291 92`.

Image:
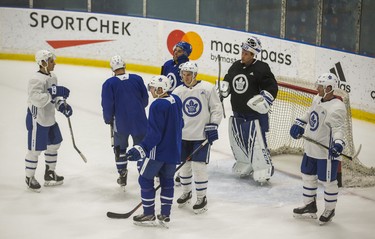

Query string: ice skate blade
133 221 168 229
293 213 317 219
44 181 63 187
27 187 41 193
319 219 333 226
178 200 191 208
193 207 208 214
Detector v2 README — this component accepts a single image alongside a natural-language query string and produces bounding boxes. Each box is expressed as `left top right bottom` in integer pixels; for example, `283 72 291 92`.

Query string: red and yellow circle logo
167 30 204 60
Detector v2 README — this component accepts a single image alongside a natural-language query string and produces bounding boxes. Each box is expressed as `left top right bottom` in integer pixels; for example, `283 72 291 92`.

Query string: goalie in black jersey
218 35 278 183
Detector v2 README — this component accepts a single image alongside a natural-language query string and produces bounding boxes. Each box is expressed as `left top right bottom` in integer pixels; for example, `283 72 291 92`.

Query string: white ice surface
0 60 374 239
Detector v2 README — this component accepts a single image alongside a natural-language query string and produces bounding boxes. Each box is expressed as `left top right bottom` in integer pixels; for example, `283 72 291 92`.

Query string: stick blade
107 211 132 219
80 153 87 163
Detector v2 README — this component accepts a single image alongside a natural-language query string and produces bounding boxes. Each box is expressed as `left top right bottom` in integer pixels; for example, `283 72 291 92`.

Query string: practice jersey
173 81 223 140
140 94 183 164
223 59 278 114
300 95 347 159
27 71 58 127
101 73 148 136
161 57 189 92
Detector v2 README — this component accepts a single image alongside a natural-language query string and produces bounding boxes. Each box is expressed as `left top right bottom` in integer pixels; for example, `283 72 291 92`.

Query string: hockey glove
289 119 306 139
58 103 73 117
48 84 70 99
215 81 230 100
204 123 218 145
104 117 113 125
329 140 345 158
126 145 146 161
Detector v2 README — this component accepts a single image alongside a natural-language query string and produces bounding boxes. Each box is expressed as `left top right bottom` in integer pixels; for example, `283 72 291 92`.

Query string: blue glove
48 84 70 99
329 140 345 158
204 123 218 144
290 119 306 139
126 145 146 161
58 103 73 117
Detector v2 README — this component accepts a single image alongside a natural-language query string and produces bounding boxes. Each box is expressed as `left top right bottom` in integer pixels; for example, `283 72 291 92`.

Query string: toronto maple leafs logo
232 74 248 94
183 97 202 117
309 111 319 131
167 72 177 91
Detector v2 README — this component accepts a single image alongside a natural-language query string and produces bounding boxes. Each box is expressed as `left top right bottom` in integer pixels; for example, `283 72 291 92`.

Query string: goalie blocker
229 116 274 183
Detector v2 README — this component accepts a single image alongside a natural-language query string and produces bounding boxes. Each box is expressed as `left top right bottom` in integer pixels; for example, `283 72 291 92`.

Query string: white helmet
35 50 56 66
148 75 171 95
241 36 262 55
316 73 338 89
110 55 126 71
179 62 198 78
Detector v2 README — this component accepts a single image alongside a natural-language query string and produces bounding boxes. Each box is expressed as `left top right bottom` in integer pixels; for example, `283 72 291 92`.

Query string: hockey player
125 75 183 227
161 41 192 93
290 73 346 225
101 55 148 189
218 35 278 183
25 50 72 192
173 62 223 214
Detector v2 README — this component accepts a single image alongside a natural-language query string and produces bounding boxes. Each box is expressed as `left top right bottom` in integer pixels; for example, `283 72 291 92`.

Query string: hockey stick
217 54 226 119
106 139 209 219
64 100 87 163
302 136 361 161
110 123 114 147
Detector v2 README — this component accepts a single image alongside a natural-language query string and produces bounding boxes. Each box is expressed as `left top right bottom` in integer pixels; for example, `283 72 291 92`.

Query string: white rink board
0 7 374 114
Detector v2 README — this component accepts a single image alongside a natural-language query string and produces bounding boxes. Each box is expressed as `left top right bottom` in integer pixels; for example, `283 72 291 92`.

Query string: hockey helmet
35 50 56 66
174 41 192 57
315 73 338 89
179 62 198 78
148 75 171 94
241 36 262 55
110 55 126 71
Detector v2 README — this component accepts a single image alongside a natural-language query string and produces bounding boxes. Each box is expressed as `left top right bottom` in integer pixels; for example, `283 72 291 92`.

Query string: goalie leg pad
250 120 274 183
229 116 253 176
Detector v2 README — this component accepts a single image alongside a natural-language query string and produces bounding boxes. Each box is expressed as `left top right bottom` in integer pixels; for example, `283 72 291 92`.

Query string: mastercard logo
167 30 204 60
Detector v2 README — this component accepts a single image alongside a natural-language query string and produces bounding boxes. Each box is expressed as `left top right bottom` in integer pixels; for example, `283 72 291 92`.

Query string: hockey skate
26 176 41 193
117 169 128 189
293 200 318 219
157 214 170 228
319 209 335 225
44 165 64 186
133 214 156 227
177 191 192 208
193 196 208 214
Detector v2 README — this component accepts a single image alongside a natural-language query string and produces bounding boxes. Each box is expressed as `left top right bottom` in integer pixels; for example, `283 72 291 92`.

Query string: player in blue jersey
125 75 183 227
173 62 223 214
161 41 192 93
101 55 148 189
25 50 72 192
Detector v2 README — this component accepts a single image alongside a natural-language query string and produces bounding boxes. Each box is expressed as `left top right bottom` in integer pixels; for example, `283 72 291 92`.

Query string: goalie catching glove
204 123 218 145
247 90 274 114
125 145 146 161
289 119 306 139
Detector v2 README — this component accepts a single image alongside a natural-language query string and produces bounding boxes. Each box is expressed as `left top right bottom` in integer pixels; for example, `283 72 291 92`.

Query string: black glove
58 103 73 117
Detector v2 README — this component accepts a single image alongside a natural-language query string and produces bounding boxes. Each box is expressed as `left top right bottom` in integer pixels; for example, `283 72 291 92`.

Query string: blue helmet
175 41 192 57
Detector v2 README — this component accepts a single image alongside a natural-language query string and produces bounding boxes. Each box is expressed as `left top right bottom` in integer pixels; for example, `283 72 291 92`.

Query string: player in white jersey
24 50 72 192
290 73 347 225
173 62 223 214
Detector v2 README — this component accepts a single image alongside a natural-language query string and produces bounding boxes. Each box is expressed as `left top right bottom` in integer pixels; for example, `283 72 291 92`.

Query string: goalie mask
35 50 56 66
110 55 126 71
148 75 171 95
241 36 262 55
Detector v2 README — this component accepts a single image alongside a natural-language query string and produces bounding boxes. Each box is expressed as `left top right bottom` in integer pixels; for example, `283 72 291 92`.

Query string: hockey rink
0 60 374 239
